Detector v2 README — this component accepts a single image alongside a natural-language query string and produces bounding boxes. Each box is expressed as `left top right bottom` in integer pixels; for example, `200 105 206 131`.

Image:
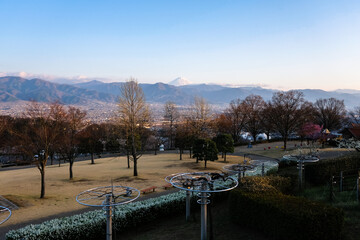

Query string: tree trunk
189 148 192 158
40 167 45 198
283 138 287 150
133 157 138 176
180 149 182 160
127 153 130 168
204 159 207 168
91 152 95 164
69 160 74 179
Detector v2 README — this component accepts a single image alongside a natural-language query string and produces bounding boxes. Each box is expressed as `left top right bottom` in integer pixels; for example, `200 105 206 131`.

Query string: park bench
141 186 157 194
163 183 173 190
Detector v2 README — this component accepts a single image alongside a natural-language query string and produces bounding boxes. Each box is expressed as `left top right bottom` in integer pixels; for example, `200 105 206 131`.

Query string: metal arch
165 173 185 183
222 164 257 174
0 206 11 225
282 154 320 163
76 186 140 207
169 172 238 193
250 159 279 166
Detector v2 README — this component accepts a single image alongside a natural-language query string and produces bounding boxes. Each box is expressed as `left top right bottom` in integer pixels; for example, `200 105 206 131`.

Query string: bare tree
225 98 247 143
0 116 12 152
313 98 347 131
78 123 104 164
349 106 360 124
118 79 150 176
266 91 312 149
243 95 265 142
58 106 87 180
21 101 65 198
189 96 213 138
261 105 275 141
213 113 233 136
163 101 179 149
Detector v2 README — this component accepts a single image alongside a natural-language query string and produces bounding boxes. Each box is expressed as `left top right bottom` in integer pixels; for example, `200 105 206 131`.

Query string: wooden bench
141 186 157 194
163 183 173 190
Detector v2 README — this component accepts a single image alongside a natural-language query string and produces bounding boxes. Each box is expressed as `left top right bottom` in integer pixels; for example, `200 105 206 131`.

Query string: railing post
340 171 343 192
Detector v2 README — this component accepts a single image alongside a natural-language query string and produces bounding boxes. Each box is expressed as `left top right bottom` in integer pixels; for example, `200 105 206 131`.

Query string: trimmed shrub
229 177 344 240
237 176 292 194
6 191 188 240
305 153 360 185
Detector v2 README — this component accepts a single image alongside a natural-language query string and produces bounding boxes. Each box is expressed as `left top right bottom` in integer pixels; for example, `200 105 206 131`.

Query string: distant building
341 123 360 139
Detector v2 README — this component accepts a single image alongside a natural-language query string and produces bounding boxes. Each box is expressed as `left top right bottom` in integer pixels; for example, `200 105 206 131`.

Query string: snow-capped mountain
168 77 192 86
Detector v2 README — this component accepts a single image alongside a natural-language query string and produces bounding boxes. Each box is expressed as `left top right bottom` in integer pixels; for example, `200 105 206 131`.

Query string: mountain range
1 76 360 109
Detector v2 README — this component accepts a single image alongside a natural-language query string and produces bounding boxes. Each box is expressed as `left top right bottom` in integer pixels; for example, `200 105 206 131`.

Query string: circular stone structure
76 186 140 240
170 172 238 240
0 206 11 225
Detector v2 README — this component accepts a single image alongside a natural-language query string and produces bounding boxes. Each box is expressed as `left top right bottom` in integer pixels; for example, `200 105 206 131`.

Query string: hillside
1 76 360 109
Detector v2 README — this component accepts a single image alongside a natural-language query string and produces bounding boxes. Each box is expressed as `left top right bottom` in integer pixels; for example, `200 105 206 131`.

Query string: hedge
6 191 189 240
229 177 344 240
305 152 360 185
236 176 292 194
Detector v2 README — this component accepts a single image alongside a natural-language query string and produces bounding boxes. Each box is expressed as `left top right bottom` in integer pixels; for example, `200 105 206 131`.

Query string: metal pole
357 177 359 202
186 190 191 221
261 163 265 177
298 161 303 190
200 191 208 240
330 176 334 202
340 171 343 192
106 195 112 240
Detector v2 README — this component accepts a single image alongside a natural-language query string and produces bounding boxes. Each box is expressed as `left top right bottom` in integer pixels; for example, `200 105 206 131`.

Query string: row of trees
0 102 87 198
163 91 352 150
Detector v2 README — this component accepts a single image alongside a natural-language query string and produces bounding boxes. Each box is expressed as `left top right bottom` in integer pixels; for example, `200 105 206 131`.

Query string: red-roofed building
341 123 360 139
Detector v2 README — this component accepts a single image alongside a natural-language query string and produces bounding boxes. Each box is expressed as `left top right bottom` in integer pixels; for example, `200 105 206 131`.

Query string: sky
1 0 360 90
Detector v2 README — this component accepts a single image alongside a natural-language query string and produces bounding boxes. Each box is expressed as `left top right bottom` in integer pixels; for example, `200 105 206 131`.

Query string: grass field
1 151 245 229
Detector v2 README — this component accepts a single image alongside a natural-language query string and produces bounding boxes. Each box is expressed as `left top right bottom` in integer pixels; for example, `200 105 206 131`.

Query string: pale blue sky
1 0 360 90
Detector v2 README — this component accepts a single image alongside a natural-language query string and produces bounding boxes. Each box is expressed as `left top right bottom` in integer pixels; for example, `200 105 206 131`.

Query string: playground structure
76 185 140 240
165 173 193 221
170 172 238 240
282 150 320 189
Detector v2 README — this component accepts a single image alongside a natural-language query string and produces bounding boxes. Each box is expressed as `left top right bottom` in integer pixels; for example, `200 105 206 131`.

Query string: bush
237 176 292 194
229 176 344 240
229 190 344 240
6 191 188 240
305 153 360 185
